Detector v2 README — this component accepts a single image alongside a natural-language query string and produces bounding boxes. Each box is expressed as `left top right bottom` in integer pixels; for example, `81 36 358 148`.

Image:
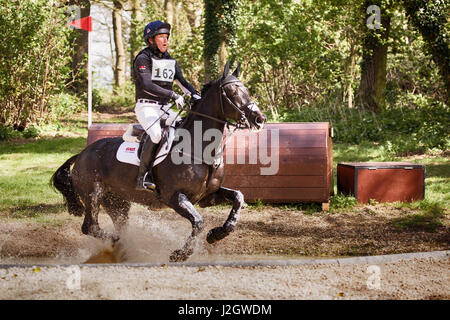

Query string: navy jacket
133 46 197 104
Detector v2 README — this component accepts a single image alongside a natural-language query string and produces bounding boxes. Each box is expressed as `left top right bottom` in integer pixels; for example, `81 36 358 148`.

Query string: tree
203 0 239 82
112 0 126 90
67 0 91 93
401 0 450 104
0 0 72 128
182 0 199 32
164 0 177 27
129 0 143 70
358 0 393 113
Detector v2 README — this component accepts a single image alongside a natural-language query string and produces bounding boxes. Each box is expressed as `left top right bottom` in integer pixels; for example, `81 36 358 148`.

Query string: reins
142 78 255 168
181 78 253 130
181 98 239 169
172 79 255 168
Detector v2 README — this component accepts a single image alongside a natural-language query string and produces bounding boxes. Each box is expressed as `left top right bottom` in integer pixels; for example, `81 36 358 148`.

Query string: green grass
0 134 87 220
0 110 136 221
391 200 446 232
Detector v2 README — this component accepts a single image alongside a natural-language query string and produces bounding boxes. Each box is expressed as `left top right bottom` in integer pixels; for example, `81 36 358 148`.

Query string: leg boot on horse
136 135 157 191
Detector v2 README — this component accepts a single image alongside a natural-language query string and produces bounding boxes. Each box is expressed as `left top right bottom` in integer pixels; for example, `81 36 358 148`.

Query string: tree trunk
182 0 199 31
203 0 219 82
344 35 358 109
218 39 228 75
358 1 391 113
203 0 237 82
68 0 90 93
164 0 175 27
129 0 143 71
112 0 126 91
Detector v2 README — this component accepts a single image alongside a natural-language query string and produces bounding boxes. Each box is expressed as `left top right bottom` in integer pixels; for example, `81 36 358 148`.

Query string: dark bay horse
51 63 267 262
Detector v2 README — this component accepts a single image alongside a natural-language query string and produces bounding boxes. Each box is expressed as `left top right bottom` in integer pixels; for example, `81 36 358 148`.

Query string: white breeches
135 102 181 144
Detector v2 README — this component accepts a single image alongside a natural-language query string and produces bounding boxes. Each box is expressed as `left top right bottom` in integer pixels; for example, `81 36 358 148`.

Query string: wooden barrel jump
87 122 333 208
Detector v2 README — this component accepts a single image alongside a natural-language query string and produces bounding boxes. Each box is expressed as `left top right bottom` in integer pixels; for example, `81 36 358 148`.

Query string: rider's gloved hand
171 92 185 108
192 93 201 101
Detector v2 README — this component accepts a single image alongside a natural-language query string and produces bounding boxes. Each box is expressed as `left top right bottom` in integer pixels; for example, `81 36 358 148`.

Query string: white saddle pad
116 126 176 167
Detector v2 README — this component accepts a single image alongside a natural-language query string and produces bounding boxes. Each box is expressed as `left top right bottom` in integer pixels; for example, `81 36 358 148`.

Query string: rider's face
150 34 169 53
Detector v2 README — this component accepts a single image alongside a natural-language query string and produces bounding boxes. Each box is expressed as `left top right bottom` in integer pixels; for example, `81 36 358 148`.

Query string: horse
51 62 267 262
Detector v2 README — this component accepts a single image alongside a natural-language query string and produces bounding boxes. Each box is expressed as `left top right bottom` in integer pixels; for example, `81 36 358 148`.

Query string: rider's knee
148 128 162 144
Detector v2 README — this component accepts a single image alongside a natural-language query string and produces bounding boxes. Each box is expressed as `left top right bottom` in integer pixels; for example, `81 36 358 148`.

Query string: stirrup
142 172 156 190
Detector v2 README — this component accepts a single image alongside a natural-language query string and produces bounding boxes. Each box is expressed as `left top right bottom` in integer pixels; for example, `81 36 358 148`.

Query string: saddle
124 120 166 142
122 120 176 160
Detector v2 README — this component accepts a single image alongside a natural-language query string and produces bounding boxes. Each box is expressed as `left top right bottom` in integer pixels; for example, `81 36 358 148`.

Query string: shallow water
0 209 337 265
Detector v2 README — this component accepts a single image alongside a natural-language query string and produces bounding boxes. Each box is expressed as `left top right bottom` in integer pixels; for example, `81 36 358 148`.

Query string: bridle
184 76 256 130
218 77 258 129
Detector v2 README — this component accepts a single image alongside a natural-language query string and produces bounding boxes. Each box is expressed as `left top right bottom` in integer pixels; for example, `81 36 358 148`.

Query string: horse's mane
178 79 218 124
183 79 219 112
201 79 219 97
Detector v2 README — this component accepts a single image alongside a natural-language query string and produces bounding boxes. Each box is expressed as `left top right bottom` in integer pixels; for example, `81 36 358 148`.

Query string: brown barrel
222 122 333 203
87 122 333 204
86 123 129 146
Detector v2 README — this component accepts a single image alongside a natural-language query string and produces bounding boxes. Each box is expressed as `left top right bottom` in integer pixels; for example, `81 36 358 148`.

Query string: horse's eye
228 87 238 97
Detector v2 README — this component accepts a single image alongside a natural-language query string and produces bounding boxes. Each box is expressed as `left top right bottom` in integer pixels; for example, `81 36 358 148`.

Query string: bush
96 81 135 111
273 93 449 155
92 88 103 112
330 194 358 211
0 0 72 128
48 93 84 119
0 126 21 140
0 124 40 140
22 125 40 139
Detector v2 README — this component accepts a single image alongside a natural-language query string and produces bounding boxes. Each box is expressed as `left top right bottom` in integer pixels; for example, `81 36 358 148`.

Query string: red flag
70 16 92 32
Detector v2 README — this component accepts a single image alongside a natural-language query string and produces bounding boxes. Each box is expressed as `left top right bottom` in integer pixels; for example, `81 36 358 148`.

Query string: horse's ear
232 62 241 78
222 61 230 79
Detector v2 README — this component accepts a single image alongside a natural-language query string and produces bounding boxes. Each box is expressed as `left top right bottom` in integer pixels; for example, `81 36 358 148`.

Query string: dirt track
0 204 449 299
1 204 449 262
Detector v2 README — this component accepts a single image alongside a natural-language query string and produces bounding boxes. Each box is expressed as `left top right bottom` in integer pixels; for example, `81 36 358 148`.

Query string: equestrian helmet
143 21 171 43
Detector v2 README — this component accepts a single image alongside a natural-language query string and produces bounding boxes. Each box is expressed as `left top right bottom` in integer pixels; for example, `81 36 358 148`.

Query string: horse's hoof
95 229 120 243
169 249 191 262
206 227 230 244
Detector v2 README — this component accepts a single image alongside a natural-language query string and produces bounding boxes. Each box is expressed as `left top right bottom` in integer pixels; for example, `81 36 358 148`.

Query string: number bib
151 58 175 82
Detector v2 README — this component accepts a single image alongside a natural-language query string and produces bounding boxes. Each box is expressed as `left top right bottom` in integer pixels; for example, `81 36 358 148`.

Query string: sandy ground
0 204 449 299
0 256 448 299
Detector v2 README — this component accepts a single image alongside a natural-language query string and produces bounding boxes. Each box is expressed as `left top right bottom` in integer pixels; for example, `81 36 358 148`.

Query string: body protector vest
133 47 197 104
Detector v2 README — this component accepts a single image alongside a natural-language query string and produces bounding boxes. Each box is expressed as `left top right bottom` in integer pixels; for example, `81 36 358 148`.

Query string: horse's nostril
256 116 264 124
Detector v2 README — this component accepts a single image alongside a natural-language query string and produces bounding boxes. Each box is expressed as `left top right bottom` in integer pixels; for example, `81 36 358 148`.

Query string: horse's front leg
167 192 204 262
198 187 244 244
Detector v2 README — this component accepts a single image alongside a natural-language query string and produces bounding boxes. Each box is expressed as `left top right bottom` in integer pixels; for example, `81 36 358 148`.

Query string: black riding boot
136 136 157 191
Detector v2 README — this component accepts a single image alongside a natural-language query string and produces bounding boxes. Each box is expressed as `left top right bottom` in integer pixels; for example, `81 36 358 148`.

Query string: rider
133 20 201 191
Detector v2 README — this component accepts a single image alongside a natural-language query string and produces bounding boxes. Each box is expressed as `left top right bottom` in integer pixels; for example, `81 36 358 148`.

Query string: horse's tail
50 154 84 216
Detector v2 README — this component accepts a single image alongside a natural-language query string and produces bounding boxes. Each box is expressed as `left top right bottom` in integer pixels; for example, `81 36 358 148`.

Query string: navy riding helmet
143 21 171 44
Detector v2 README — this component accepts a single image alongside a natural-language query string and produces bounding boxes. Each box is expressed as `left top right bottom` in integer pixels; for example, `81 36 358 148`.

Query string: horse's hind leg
167 192 204 262
102 193 131 234
80 182 118 242
198 187 244 244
